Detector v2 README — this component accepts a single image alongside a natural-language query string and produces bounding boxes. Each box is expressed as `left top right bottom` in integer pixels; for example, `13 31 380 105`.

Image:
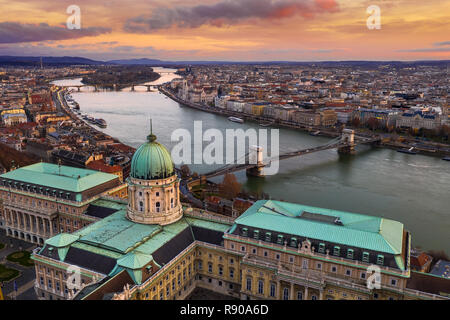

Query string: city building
31 131 449 301
0 162 123 245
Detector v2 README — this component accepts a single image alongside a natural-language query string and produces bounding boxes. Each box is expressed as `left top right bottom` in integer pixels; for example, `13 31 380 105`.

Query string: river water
52 68 450 254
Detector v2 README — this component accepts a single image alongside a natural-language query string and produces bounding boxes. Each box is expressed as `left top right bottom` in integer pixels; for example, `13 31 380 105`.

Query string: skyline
1 0 449 61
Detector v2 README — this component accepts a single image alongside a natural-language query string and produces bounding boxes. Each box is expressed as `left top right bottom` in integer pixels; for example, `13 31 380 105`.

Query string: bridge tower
246 146 265 177
338 129 356 155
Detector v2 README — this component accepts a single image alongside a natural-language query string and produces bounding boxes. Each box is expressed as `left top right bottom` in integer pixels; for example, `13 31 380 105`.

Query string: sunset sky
1 0 449 61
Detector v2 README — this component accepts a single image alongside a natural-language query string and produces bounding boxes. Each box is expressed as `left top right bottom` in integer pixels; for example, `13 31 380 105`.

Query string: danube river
52 68 450 254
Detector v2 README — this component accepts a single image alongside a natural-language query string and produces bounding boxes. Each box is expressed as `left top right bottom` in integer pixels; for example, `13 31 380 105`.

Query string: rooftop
0 162 118 193
232 200 404 255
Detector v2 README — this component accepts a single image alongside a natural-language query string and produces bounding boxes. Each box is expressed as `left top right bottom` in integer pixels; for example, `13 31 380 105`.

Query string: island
81 65 160 90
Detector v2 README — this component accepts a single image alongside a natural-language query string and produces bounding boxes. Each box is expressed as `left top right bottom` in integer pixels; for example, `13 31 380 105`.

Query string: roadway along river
52 68 450 254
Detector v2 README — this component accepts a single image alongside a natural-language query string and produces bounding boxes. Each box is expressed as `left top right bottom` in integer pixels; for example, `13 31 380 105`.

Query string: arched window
156 202 160 212
171 198 174 208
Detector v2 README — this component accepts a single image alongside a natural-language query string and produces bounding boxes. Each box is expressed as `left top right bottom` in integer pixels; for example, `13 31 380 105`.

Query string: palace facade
0 162 124 245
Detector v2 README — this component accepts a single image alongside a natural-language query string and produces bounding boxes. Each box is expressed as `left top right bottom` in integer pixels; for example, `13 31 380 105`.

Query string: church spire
147 118 157 142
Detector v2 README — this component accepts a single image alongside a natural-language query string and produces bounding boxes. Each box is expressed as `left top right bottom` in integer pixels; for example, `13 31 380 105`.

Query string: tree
219 173 241 200
180 164 191 179
351 117 360 128
367 117 380 131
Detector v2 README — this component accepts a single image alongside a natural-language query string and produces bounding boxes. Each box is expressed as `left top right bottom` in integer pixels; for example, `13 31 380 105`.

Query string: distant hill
0 55 448 67
106 58 165 65
0 55 105 66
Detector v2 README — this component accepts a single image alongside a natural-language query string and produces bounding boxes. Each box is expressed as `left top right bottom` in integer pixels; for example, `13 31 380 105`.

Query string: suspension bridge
201 129 381 179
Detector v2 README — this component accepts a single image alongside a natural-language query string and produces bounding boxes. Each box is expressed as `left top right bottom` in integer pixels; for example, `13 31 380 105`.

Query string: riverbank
159 85 450 158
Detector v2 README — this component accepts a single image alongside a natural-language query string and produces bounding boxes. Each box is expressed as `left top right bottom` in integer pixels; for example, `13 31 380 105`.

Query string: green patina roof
233 200 404 255
75 210 162 254
0 162 118 193
130 133 174 180
45 233 80 248
117 251 153 269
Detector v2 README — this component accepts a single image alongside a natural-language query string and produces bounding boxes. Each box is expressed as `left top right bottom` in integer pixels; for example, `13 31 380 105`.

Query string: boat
94 118 107 128
228 116 244 124
442 156 450 161
397 147 417 155
259 121 273 127
310 131 321 136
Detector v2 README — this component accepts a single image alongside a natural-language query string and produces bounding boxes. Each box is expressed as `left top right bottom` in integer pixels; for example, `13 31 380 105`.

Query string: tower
126 127 183 225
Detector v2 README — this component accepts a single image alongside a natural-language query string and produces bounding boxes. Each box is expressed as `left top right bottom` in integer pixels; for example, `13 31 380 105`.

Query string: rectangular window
258 280 264 295
229 268 234 279
270 283 276 297
246 278 252 291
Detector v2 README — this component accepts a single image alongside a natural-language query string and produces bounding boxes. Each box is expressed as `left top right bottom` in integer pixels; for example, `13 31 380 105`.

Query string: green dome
130 133 175 180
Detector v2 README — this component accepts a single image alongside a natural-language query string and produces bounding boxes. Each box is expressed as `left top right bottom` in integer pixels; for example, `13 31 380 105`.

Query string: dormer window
347 249 354 259
377 254 384 266
362 252 370 263
333 246 340 256
290 238 297 247
277 235 284 245
318 243 325 253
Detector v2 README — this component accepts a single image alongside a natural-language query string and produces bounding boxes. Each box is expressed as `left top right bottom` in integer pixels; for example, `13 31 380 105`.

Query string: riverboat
228 117 244 124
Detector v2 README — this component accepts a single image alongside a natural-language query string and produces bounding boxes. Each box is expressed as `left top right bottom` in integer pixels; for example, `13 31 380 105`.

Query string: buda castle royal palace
1 130 448 301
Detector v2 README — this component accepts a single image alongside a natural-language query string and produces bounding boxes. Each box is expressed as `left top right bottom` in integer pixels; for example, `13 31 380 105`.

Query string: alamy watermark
367 5 381 30
366 265 381 289
170 121 280 175
66 5 81 30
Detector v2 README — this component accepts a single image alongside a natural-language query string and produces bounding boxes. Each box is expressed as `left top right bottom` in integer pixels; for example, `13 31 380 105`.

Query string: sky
1 0 449 61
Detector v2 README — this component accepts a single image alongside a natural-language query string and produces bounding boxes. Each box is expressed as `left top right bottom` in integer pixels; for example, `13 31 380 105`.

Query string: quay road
159 85 450 157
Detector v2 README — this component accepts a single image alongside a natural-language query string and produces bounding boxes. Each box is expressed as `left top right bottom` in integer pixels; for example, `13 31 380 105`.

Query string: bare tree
219 173 242 200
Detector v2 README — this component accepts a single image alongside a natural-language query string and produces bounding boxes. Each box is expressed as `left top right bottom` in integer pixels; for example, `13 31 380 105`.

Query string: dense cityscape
0 0 449 312
0 61 448 302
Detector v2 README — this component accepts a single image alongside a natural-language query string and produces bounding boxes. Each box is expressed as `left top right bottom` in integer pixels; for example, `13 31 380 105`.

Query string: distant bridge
56 84 161 92
201 129 381 179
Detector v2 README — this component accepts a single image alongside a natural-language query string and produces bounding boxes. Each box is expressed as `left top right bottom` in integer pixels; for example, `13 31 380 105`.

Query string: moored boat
94 118 107 128
442 156 450 161
228 116 244 124
397 147 417 155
